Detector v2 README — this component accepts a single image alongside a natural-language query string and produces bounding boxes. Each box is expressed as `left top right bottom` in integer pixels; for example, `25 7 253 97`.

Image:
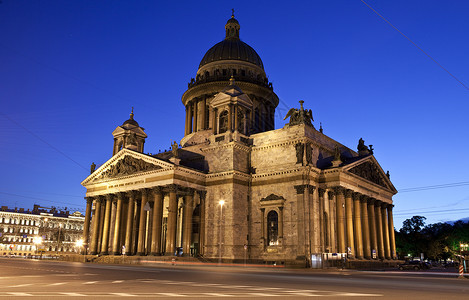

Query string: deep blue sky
1 0 468 229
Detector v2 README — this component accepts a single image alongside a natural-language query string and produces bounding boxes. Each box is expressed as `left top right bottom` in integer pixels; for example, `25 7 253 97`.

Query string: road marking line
112 280 124 283
111 293 136 297
61 292 86 296
203 293 232 297
7 284 33 288
83 281 98 284
158 293 185 297
48 282 67 286
288 292 317 296
337 292 383 297
7 293 33 296
247 293 277 296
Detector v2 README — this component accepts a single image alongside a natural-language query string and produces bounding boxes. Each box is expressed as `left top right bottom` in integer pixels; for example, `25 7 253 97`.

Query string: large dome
198 16 264 70
199 39 264 69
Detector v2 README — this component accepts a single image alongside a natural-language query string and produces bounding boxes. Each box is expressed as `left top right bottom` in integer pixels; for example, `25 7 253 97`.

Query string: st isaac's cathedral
81 14 397 266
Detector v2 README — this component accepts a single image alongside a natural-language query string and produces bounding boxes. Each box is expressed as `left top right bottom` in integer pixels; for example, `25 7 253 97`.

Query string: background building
82 15 397 266
0 205 84 256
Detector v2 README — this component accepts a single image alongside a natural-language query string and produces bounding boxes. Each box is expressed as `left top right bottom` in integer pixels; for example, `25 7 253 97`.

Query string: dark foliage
395 216 469 260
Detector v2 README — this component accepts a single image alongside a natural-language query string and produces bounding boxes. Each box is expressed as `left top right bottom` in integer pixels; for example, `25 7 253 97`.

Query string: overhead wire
360 0 469 91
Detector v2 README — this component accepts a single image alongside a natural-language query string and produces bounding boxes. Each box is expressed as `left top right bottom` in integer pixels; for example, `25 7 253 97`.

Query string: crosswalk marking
48 282 66 286
7 284 33 288
111 293 136 297
61 292 86 296
203 293 233 297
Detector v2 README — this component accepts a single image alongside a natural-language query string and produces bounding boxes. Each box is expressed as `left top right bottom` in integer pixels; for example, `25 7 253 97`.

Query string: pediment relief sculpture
348 161 387 188
261 194 285 202
93 155 162 181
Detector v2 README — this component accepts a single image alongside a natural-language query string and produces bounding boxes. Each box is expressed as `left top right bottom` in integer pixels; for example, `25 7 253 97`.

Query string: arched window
267 210 279 246
254 108 260 132
219 110 229 134
237 108 244 133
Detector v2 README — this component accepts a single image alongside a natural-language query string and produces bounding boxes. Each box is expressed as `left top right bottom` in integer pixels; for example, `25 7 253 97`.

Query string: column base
150 252 162 256
90 251 97 255
136 252 145 256
110 252 120 255
101 252 108 256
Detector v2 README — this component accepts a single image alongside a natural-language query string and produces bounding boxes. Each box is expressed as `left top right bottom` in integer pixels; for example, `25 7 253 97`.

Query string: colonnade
184 97 276 136
185 96 210 135
327 187 396 260
82 185 205 256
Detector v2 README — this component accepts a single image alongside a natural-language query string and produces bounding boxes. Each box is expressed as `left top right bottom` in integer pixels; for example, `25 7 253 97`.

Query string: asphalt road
0 257 467 299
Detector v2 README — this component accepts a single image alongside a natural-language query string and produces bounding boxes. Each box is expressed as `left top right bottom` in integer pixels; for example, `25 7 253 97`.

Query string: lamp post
33 236 43 259
76 239 84 262
460 243 468 276
218 200 225 265
56 223 63 256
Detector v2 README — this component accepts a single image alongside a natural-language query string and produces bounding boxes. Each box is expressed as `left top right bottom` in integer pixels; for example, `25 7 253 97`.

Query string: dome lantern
225 9 240 39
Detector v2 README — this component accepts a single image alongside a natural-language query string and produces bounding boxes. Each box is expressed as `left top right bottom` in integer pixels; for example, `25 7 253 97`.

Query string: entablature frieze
201 142 251 153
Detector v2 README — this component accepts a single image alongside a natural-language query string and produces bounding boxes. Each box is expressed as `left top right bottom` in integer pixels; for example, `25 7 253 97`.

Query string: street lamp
33 236 43 258
56 223 63 256
218 200 225 265
76 239 84 253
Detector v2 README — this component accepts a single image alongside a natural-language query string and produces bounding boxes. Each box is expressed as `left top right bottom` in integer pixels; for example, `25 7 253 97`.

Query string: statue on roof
171 141 179 158
283 100 314 127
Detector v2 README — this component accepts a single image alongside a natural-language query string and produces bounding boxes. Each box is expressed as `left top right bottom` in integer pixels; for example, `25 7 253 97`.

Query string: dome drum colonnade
82 185 206 257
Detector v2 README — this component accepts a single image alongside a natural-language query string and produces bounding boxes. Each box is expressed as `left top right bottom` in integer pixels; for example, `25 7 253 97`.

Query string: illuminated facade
0 206 84 256
81 15 397 266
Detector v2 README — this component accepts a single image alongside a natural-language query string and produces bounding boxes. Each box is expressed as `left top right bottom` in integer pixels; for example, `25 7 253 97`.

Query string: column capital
387 204 395 210
359 195 369 204
116 192 126 200
84 196 94 204
167 184 179 193
140 188 152 197
374 200 383 207
345 189 354 198
318 188 326 197
294 184 306 194
333 186 345 195
126 190 139 199
381 202 390 209
197 190 207 200
294 184 315 194
352 192 361 200
105 194 114 201
151 186 163 195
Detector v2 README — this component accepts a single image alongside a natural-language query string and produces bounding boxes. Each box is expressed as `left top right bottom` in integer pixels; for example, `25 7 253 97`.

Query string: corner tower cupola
112 108 147 155
225 10 240 39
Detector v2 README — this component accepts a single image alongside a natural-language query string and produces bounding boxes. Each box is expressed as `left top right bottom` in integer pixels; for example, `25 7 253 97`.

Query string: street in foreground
0 257 467 299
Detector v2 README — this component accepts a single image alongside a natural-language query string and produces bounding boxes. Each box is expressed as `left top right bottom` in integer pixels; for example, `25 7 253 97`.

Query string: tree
401 216 426 234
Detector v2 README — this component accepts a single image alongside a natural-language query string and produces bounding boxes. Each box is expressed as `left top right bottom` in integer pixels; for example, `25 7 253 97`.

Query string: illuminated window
267 210 279 246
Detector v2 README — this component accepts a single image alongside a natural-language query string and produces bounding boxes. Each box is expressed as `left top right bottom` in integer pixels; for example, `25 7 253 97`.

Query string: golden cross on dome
231 8 235 18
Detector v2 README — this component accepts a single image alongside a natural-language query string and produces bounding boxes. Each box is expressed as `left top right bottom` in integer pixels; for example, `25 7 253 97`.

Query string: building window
219 110 228 134
267 210 279 246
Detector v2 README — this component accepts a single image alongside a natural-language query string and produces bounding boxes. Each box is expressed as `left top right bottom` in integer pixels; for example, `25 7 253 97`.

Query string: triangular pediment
211 85 253 109
343 156 397 193
81 149 173 185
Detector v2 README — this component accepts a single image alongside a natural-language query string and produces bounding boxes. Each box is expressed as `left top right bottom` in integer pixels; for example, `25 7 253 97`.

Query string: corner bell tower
112 108 147 155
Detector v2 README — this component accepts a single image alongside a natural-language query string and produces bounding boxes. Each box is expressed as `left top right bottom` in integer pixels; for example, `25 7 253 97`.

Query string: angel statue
283 100 314 127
